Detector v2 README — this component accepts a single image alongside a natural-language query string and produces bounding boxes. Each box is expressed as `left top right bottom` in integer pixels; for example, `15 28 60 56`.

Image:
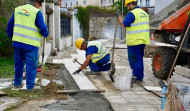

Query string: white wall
73 9 82 44
59 37 72 50
62 0 78 8
155 0 174 14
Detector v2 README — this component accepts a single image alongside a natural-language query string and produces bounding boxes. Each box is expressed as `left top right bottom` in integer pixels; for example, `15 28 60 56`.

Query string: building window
84 0 86 4
70 2 72 7
146 0 150 6
104 0 106 4
101 0 103 4
76 2 78 6
61 17 71 36
65 3 67 7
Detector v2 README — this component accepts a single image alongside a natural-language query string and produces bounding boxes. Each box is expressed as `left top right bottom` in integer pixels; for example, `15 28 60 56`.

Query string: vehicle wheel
152 47 176 80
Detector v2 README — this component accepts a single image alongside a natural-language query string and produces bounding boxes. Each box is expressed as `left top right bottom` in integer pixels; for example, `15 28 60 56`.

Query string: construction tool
109 17 118 82
73 58 82 66
40 37 46 86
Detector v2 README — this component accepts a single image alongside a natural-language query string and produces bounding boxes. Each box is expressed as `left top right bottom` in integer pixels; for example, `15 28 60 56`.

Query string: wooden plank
0 90 7 96
57 89 105 94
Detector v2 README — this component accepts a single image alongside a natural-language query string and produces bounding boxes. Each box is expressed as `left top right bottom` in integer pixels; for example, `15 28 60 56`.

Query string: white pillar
54 2 61 50
69 10 74 46
46 0 55 51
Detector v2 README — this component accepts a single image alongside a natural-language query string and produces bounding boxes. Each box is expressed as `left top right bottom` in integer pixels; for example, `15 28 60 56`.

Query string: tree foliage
0 0 27 57
0 0 27 19
111 0 128 15
0 17 13 57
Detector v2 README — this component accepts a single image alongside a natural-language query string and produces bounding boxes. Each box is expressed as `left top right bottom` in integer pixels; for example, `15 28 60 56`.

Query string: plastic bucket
114 68 132 91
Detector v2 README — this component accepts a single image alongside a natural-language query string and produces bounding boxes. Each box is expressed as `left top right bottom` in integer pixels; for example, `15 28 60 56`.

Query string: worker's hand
73 69 81 74
116 10 121 17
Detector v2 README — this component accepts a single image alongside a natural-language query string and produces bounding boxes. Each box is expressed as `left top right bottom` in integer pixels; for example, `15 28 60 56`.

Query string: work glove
73 69 81 74
115 10 121 17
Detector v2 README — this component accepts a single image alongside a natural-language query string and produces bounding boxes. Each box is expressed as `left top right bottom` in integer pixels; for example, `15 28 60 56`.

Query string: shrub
0 16 13 57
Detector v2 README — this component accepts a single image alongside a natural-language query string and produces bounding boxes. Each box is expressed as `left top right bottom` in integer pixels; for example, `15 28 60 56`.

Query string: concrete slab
62 58 97 90
0 97 22 111
0 78 12 89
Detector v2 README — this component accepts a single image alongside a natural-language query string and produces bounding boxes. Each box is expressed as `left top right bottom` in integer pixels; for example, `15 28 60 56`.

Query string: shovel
109 17 118 82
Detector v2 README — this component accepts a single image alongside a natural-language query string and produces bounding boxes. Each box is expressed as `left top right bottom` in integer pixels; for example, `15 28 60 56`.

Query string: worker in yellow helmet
73 38 113 75
6 0 49 92
116 0 150 82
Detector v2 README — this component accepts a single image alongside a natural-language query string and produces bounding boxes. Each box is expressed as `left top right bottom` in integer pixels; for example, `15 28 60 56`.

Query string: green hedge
0 16 13 57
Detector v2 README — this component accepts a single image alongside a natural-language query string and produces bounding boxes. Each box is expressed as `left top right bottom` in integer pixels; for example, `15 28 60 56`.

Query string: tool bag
164 83 185 111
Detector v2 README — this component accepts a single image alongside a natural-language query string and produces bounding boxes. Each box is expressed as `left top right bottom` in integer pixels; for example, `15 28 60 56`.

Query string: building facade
137 0 155 7
78 0 119 7
61 0 78 8
137 0 155 16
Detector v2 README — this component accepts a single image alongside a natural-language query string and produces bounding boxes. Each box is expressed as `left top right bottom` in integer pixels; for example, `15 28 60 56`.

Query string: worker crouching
73 38 112 75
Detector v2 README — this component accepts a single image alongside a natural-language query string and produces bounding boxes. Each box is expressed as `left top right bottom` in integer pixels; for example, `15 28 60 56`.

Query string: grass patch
1 88 43 100
0 57 14 78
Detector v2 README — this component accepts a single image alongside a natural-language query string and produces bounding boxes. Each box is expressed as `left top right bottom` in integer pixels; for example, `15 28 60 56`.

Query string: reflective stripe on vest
14 32 41 41
14 24 40 32
12 4 42 47
87 41 109 63
126 29 149 34
126 8 150 46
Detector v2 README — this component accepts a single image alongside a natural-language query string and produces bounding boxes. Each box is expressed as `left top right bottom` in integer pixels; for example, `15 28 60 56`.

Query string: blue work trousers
14 47 38 89
127 44 145 81
88 54 111 71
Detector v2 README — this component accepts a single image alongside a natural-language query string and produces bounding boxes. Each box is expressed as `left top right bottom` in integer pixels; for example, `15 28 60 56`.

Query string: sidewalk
50 39 162 111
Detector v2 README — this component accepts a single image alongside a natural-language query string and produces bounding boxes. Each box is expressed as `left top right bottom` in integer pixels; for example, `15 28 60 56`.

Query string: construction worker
6 0 49 91
73 38 111 75
117 0 150 81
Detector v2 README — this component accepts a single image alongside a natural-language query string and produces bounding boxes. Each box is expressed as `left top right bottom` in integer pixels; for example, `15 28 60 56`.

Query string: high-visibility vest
87 41 109 63
12 4 42 47
126 8 150 46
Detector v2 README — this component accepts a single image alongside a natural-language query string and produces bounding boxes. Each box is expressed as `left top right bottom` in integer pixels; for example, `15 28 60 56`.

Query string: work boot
12 83 23 91
86 71 100 75
27 86 41 92
131 76 137 87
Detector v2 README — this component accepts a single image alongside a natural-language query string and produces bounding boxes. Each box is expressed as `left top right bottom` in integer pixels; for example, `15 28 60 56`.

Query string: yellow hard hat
75 38 84 49
125 0 137 7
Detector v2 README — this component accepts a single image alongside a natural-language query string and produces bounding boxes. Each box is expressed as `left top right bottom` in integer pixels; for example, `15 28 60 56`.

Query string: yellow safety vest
87 41 109 63
126 8 150 46
12 4 42 47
